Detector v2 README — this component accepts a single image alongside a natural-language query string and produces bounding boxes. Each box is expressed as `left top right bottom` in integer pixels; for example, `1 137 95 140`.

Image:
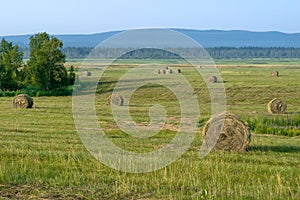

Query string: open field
1 60 300 199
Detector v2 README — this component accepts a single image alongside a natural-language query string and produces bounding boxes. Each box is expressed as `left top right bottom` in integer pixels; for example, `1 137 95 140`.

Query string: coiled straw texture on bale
109 94 124 106
202 112 251 152
13 94 33 108
207 76 217 83
271 70 279 77
267 98 287 114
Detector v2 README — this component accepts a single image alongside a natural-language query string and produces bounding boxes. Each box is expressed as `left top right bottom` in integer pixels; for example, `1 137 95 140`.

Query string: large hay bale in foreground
13 94 33 108
202 112 251 152
271 70 279 77
109 94 124 106
267 98 287 114
207 75 217 83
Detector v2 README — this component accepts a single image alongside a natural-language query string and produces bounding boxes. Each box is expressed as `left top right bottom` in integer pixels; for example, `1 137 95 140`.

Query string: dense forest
21 47 300 59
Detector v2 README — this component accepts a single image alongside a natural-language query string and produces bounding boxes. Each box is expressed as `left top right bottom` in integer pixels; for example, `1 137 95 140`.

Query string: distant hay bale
207 75 217 83
271 70 279 77
202 112 251 152
153 69 160 74
159 69 166 74
267 98 287 114
165 69 173 74
176 69 181 74
83 71 91 76
13 94 33 108
109 94 124 106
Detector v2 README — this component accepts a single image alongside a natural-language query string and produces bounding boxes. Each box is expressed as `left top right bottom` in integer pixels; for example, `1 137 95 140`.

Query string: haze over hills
1 29 300 48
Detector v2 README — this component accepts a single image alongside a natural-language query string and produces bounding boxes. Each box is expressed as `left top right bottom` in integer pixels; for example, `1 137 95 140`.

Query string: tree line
2 32 300 95
20 46 300 59
0 32 75 94
206 47 300 59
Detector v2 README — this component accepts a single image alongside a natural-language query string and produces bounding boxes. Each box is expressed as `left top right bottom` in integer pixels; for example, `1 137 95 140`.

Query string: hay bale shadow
285 112 300 115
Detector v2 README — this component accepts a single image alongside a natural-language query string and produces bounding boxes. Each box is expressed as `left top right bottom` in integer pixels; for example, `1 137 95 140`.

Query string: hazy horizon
1 28 300 37
1 0 300 36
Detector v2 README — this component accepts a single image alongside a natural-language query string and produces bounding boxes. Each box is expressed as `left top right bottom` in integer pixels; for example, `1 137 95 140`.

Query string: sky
1 0 300 36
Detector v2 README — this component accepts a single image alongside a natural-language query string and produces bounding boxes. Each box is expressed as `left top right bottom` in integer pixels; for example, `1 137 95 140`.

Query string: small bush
246 115 300 137
0 87 73 97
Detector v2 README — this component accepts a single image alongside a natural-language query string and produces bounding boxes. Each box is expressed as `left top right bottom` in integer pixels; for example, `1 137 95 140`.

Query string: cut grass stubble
1 62 300 199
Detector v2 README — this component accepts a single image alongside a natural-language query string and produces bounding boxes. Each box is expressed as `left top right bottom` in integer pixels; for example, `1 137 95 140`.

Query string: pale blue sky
1 0 299 35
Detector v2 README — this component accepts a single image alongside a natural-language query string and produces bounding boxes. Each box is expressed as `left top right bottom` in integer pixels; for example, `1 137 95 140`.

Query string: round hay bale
13 94 33 108
153 69 160 74
83 71 91 76
202 112 251 152
271 70 279 77
159 69 166 74
165 69 173 74
176 69 181 74
267 98 287 114
109 94 124 106
207 75 217 83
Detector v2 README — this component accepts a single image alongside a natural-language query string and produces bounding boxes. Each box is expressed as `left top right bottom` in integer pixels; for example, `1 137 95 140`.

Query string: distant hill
1 29 300 48
174 29 300 48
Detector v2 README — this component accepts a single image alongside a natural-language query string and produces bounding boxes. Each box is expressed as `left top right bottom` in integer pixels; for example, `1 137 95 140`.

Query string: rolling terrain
2 29 300 48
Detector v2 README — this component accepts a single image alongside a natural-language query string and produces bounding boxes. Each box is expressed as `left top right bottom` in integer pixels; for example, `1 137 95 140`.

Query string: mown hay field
1 59 300 199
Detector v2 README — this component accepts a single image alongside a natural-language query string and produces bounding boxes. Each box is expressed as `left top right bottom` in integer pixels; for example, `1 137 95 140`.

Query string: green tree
26 32 68 91
0 38 23 90
68 65 76 85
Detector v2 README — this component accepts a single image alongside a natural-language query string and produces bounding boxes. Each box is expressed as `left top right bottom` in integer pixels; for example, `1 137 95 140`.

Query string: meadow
1 58 300 199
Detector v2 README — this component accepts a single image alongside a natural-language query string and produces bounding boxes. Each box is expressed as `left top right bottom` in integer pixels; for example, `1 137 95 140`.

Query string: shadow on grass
249 145 300 153
285 111 300 115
